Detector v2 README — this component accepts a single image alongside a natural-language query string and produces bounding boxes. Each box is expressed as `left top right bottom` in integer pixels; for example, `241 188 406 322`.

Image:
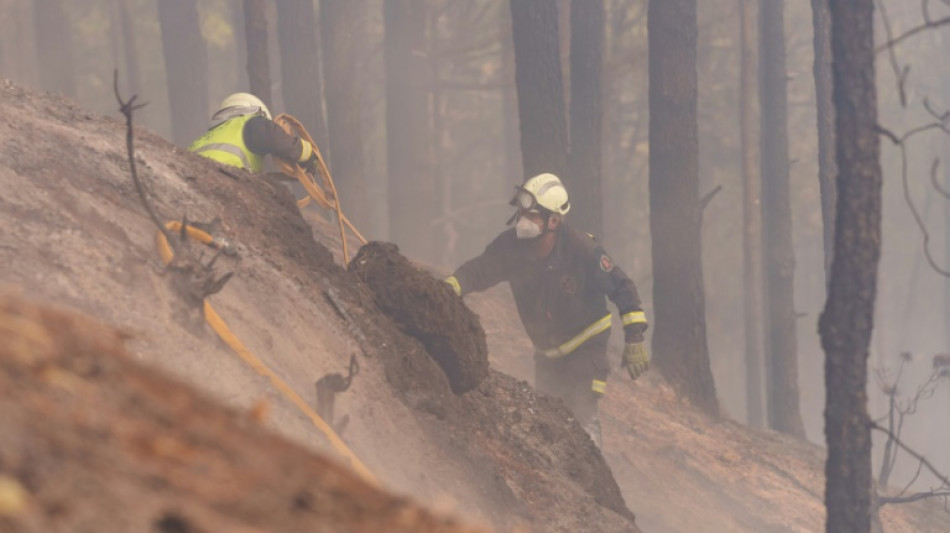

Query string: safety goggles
506 186 541 225
509 186 541 212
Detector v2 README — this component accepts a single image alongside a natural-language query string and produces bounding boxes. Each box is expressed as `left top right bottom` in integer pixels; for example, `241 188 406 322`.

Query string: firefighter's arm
243 115 314 164
592 248 650 379
591 247 648 340
444 233 512 297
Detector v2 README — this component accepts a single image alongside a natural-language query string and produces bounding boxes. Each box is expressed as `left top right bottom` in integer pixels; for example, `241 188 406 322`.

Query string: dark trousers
533 331 609 427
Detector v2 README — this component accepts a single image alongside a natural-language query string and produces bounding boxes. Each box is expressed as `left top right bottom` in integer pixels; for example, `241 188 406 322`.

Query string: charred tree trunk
320 0 368 228
820 1 880 531
567 0 605 238
34 0 75 97
243 0 272 107
501 0 522 189
277 0 329 152
510 0 569 181
647 0 718 416
812 0 836 283
384 0 434 262
739 0 764 428
157 0 209 146
759 0 805 437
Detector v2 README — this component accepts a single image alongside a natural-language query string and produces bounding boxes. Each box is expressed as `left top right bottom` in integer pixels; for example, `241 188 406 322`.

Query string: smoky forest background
3 0 950 520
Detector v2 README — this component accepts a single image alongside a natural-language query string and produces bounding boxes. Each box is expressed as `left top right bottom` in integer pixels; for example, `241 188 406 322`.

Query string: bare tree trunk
759 0 805 437
500 0 522 189
510 0 569 181
157 0 209 146
647 0 718 417
820 1 880 531
231 3 249 91
277 0 329 152
243 0 272 107
384 0 434 262
34 0 75 97
812 0 836 283
320 0 368 228
739 0 764 428
567 0 605 238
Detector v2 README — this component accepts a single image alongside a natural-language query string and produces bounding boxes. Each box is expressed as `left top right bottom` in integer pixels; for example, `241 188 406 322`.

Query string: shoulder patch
599 254 614 272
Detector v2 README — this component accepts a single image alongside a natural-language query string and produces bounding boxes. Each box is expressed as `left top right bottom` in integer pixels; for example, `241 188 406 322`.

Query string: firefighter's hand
622 342 649 380
301 153 318 175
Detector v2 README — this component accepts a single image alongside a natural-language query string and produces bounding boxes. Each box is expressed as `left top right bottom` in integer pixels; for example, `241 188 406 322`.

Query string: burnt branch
873 356 950 503
113 70 172 250
875 0 950 55
114 70 233 308
871 421 950 508
877 117 950 277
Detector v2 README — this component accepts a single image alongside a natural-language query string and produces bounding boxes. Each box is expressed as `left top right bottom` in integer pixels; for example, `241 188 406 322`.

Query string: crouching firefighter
444 173 649 448
188 92 317 174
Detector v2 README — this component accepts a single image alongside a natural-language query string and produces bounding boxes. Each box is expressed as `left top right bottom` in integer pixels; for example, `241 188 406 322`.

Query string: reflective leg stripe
444 276 461 296
591 379 607 395
621 310 648 326
541 313 613 358
193 142 252 170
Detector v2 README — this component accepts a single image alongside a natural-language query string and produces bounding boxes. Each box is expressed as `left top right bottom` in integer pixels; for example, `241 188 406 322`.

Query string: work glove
622 341 649 380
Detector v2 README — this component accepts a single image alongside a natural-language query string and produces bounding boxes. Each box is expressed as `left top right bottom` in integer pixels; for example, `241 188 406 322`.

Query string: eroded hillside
1 80 948 532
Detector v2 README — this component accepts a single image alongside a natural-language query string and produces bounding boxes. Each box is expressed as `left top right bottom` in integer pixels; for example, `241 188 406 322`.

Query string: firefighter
188 92 317 174
444 173 649 448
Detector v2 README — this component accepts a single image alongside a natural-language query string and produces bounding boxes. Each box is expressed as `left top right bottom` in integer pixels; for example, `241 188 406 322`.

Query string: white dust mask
515 215 542 239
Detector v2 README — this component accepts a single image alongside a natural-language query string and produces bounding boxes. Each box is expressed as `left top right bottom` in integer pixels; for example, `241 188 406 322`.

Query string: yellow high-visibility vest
188 114 264 172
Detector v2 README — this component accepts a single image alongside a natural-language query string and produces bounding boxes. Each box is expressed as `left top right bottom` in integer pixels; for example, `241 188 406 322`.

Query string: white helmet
215 92 271 120
511 173 571 215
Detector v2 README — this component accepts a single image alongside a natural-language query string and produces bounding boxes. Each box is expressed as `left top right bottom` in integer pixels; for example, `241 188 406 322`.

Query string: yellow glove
622 342 649 380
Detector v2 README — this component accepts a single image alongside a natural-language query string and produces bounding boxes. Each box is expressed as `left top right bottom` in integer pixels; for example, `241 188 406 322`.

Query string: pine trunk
567 0 605 238
157 0 209 146
812 0 837 283
276 0 329 152
320 0 368 229
647 0 718 416
820 1 880 530
739 0 764 428
384 0 434 262
509 0 568 182
34 0 75 97
243 0 272 107
759 0 805 436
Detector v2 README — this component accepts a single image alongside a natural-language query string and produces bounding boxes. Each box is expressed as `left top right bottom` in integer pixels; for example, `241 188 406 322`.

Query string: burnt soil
0 295 482 533
348 241 489 394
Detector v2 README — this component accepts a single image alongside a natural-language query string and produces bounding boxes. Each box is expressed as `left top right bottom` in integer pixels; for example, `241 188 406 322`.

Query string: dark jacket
451 223 647 354
242 115 308 162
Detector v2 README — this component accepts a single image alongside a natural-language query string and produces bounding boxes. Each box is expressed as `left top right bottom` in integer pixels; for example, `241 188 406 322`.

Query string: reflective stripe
621 310 647 326
188 114 263 172
591 380 607 395
541 313 612 358
298 140 313 163
444 276 461 296
193 142 252 170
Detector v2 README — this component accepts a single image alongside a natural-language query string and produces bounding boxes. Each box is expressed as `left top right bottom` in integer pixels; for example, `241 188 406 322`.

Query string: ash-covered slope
0 80 637 532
